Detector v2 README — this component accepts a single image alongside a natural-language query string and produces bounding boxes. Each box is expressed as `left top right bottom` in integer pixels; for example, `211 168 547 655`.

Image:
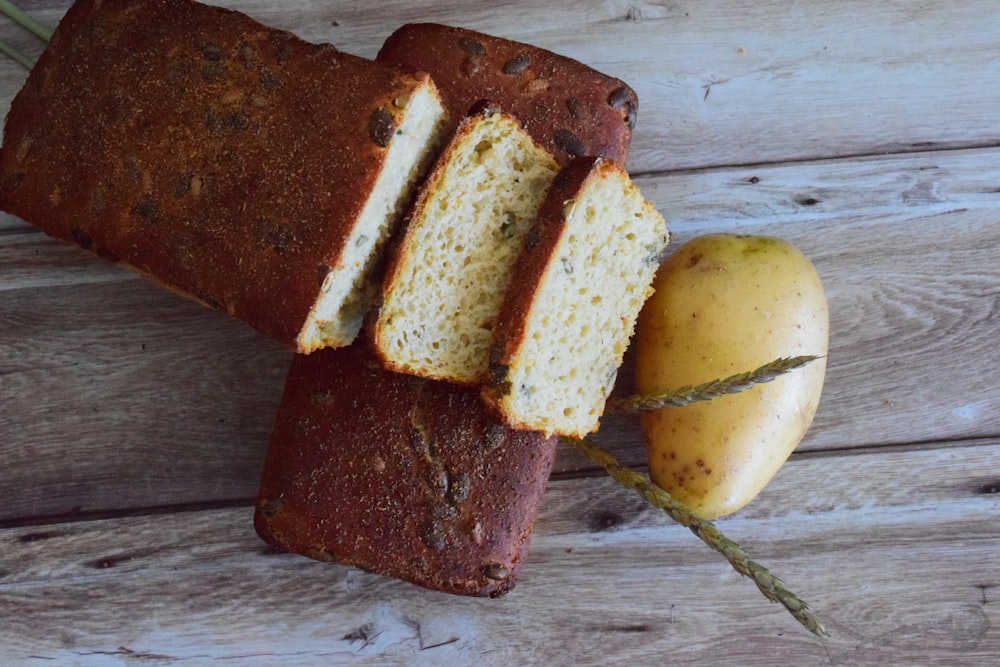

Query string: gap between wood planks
1 435 995 531
550 434 1000 482
627 140 1000 181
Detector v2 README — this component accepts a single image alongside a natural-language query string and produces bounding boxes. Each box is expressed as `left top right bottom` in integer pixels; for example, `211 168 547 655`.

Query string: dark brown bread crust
255 28 638 596
0 0 433 350
484 157 606 412
254 343 557 597
377 23 636 166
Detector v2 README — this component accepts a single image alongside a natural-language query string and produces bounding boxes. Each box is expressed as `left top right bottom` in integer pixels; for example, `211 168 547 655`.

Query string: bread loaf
255 25 645 596
377 23 637 165
0 0 446 353
483 157 669 437
254 344 557 597
371 104 559 384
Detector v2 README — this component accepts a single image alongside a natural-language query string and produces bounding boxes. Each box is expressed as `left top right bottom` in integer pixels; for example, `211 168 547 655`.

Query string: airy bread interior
496 162 668 436
374 110 559 383
297 82 447 353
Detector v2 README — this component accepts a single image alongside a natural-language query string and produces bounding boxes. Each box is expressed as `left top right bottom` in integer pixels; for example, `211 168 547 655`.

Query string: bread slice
371 105 560 384
377 23 637 165
483 157 669 437
254 343 558 597
0 0 447 353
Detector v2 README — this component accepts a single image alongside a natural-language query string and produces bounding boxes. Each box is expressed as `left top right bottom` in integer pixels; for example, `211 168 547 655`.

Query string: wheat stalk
0 0 53 42
609 355 818 413
0 0 51 70
563 435 828 638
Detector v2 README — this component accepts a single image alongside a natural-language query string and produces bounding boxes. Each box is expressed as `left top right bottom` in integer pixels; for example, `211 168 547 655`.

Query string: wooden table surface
1 1 998 664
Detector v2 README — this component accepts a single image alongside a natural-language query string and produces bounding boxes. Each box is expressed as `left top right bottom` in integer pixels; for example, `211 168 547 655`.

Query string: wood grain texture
0 273 291 522
4 148 997 518
1 440 997 664
2 0 1000 172
0 0 998 661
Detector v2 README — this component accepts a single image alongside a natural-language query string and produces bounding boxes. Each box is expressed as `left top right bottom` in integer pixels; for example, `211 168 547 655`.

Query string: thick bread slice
0 0 446 353
484 157 669 437
254 343 558 598
377 23 637 165
371 105 559 384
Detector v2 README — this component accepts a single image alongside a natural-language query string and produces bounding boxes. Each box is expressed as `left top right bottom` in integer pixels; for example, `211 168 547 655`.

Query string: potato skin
636 234 828 519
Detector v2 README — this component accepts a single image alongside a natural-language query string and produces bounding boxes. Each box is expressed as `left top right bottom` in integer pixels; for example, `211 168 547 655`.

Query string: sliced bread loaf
371 104 559 384
0 0 447 353
483 157 669 437
254 24 645 598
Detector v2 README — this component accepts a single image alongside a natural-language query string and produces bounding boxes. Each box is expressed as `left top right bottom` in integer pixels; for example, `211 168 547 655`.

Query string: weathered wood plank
3 148 998 519
0 278 292 522
1 440 997 664
639 148 1000 451
0 0 996 662
2 1 999 173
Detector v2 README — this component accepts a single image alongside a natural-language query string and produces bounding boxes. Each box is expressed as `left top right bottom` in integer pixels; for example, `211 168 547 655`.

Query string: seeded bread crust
0 0 442 352
377 23 637 165
254 344 557 597
483 157 669 436
255 26 640 596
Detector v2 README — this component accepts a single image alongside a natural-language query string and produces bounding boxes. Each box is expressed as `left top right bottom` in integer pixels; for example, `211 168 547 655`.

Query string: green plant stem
0 37 31 69
563 435 828 638
0 0 53 43
609 355 819 413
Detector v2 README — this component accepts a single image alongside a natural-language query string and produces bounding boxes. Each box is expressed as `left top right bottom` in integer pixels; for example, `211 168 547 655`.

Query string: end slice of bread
371 105 560 384
297 82 448 352
0 0 448 355
483 157 669 437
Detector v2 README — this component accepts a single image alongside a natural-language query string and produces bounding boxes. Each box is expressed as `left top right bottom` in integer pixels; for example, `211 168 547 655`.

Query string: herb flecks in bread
372 106 559 384
484 157 669 437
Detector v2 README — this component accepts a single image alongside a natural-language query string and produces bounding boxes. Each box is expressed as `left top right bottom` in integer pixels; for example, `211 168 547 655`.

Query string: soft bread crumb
298 81 447 353
374 109 559 383
489 159 668 436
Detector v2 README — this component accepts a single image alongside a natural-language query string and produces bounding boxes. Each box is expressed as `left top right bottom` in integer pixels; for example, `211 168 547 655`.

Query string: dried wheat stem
563 435 828 638
609 355 819 413
0 0 53 43
0 38 31 69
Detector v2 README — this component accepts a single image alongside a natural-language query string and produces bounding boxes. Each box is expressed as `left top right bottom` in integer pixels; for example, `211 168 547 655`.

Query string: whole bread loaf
377 23 637 165
483 157 669 437
0 0 446 353
371 104 559 384
254 344 557 597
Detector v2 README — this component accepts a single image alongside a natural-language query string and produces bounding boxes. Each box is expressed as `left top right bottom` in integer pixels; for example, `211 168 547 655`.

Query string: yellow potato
636 234 828 519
